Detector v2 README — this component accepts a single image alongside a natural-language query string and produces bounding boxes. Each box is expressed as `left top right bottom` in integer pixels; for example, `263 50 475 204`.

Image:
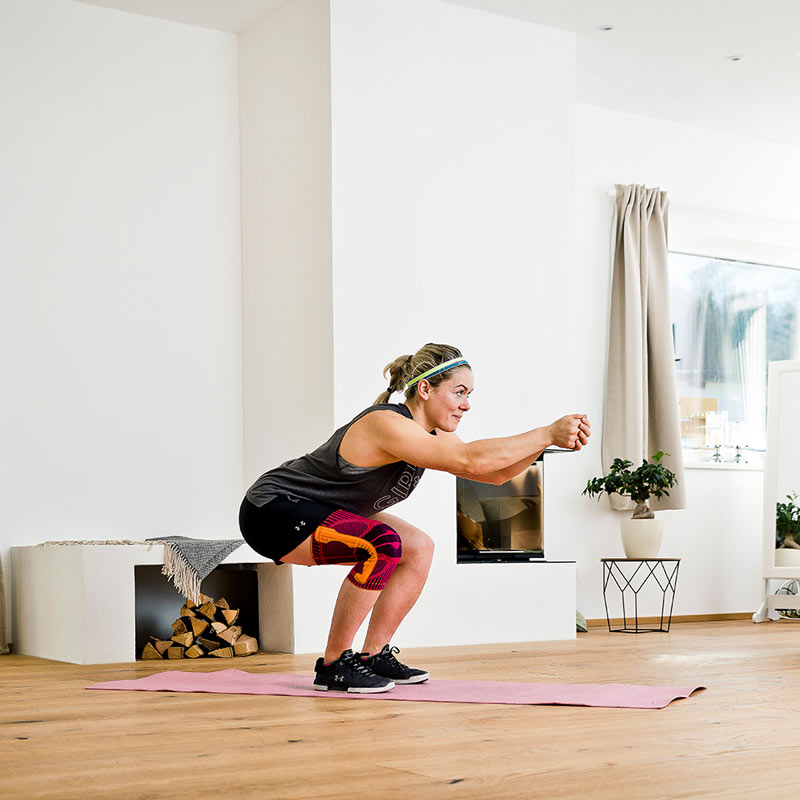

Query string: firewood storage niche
135 564 259 658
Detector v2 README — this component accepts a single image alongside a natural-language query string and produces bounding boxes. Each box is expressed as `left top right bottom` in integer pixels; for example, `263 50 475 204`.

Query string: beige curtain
603 184 686 510
0 554 9 654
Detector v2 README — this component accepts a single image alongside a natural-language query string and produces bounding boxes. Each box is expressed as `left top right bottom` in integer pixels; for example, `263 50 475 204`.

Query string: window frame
668 204 800 471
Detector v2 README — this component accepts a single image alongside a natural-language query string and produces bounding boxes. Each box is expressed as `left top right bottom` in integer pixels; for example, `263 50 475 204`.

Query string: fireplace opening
457 455 544 563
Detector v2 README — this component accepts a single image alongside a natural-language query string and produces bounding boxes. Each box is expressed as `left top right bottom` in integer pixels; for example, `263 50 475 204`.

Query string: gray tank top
246 404 428 517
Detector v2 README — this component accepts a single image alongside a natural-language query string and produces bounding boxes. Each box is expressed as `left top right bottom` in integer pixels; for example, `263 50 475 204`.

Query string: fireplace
456 453 546 562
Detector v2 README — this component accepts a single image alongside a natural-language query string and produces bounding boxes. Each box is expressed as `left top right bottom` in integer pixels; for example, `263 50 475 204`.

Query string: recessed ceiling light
597 25 615 32
726 54 744 62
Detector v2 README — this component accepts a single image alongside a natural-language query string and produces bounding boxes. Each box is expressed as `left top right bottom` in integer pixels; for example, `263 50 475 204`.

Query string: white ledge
685 460 764 472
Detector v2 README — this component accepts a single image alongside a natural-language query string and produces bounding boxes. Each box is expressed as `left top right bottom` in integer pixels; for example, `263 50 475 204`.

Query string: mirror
763 360 800 574
755 360 800 623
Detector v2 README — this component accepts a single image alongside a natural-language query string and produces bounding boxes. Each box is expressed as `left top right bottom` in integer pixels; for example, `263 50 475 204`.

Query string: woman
239 343 590 693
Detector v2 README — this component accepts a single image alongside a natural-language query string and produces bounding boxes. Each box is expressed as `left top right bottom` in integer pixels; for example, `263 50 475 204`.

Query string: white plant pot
774 548 800 568
620 518 663 559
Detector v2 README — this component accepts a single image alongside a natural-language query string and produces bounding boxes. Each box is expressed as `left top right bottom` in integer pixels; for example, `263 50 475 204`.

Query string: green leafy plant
776 493 800 549
582 451 678 520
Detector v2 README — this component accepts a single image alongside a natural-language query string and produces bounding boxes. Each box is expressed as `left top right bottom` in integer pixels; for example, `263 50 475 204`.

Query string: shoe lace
342 650 377 677
380 646 403 667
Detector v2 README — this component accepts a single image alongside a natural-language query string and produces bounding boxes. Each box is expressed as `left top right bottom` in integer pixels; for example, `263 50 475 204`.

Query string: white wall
279 0 579 650
572 103 800 619
330 0 578 431
240 0 334 486
1 0 243 618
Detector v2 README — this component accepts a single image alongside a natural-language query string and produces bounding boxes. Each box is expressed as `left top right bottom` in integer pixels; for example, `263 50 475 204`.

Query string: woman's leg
360 512 434 656
280 532 384 662
280 512 434 661
321 581 382 661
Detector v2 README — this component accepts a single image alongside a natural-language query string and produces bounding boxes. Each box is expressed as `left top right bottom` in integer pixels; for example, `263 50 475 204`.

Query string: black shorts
238 495 339 564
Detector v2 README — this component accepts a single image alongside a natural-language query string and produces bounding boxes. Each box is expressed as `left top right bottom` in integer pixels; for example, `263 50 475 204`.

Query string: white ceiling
450 0 800 146
75 0 287 33
76 0 800 146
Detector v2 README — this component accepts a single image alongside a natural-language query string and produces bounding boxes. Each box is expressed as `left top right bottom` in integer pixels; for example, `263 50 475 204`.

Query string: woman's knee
369 512 434 569
401 529 435 568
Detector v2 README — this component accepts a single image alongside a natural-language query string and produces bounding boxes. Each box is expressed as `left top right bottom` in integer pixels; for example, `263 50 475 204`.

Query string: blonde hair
374 343 467 405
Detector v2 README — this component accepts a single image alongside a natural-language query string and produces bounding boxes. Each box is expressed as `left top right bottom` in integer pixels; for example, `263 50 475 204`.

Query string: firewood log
189 617 209 637
233 636 258 656
167 646 185 659
198 600 217 621
197 636 220 652
171 618 189 635
210 646 234 658
151 638 173 655
142 642 163 659
185 644 205 658
171 631 194 648
211 621 227 634
220 608 239 626
218 625 242 646
216 597 230 610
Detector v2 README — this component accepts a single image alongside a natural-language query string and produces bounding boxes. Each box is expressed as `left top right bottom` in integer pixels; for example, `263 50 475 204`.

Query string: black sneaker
360 645 429 684
313 649 395 693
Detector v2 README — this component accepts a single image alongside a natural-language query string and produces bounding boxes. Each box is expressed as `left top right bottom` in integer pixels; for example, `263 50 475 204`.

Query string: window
670 252 800 465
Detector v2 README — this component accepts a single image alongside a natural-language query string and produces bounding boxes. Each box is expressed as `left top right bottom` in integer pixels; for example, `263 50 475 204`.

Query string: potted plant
583 451 679 558
775 493 800 567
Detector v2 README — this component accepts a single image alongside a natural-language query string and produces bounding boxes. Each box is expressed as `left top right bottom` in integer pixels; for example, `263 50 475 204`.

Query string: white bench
12 541 577 664
11 543 293 664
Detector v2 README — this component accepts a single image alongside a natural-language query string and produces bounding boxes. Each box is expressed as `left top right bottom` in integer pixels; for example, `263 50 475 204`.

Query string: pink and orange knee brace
310 509 402 591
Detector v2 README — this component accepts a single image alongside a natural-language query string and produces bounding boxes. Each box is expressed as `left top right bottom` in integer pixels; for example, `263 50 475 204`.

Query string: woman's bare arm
357 411 589 477
445 421 590 484
451 451 547 486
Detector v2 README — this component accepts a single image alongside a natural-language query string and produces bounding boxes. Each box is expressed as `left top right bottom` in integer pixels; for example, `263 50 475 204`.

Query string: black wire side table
601 558 681 633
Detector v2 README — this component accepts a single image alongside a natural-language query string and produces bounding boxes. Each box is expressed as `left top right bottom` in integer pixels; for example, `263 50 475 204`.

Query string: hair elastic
406 357 469 388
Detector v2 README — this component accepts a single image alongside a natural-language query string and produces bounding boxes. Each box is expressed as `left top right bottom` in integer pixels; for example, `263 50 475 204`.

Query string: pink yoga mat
87 669 704 709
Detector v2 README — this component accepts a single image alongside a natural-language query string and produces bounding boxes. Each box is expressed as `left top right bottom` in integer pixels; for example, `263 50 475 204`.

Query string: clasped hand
549 414 591 450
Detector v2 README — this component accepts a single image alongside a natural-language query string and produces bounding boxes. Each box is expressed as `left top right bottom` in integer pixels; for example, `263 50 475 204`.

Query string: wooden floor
2 620 799 799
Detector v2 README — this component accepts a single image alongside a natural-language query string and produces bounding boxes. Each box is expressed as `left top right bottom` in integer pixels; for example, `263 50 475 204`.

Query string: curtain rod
606 187 800 228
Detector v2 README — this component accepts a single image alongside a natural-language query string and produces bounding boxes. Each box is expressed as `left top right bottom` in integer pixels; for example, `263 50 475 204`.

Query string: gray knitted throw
146 536 243 605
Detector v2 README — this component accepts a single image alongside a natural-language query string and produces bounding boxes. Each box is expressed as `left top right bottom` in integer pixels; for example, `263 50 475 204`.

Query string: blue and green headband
406 357 470 388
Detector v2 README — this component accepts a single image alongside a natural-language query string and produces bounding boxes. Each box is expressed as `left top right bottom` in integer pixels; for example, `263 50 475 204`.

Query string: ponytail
374 354 414 405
